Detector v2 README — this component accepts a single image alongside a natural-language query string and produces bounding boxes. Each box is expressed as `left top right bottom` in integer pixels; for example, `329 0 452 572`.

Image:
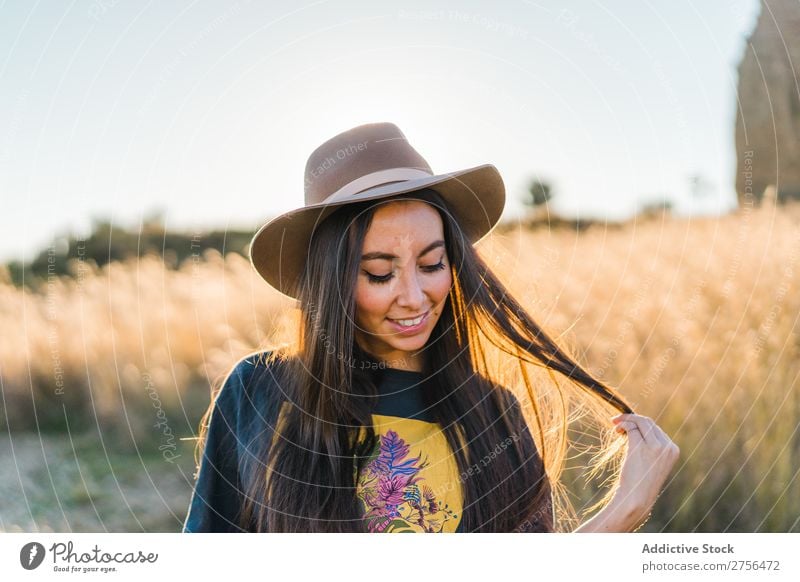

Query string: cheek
431 270 453 301
354 282 389 322
425 271 453 319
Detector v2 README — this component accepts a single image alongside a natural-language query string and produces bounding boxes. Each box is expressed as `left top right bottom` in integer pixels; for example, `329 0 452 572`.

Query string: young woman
183 122 679 533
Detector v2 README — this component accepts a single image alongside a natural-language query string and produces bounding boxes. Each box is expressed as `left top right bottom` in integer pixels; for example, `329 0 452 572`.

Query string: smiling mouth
387 310 429 327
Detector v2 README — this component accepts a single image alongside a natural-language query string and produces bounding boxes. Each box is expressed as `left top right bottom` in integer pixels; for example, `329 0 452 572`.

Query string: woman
183 122 679 533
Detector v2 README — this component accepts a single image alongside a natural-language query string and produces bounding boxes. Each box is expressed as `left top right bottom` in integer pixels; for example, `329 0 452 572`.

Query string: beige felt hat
249 121 506 299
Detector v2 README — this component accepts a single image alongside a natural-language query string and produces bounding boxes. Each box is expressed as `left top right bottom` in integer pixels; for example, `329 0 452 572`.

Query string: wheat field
1 201 798 532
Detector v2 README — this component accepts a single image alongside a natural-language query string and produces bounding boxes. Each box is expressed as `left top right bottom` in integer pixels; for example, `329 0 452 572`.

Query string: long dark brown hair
204 188 634 532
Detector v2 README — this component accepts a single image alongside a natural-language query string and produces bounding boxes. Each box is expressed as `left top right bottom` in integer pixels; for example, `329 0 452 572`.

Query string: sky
0 0 762 263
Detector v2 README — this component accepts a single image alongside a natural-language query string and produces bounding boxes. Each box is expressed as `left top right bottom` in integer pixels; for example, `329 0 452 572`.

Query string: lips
386 309 432 335
387 310 429 326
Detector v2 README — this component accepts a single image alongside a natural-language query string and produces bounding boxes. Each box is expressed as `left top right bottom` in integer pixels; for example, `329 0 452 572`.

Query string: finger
617 414 663 446
629 415 660 445
613 414 651 443
635 416 672 448
614 420 644 445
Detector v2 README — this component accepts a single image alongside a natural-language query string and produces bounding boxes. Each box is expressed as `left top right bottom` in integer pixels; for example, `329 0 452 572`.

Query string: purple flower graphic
377 474 413 507
356 428 457 533
373 430 423 476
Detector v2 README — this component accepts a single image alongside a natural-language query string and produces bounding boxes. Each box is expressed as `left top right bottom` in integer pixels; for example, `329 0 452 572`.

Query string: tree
525 178 553 209
638 198 674 217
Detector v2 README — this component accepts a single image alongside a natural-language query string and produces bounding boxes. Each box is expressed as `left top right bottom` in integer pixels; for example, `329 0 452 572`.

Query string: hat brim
248 163 505 299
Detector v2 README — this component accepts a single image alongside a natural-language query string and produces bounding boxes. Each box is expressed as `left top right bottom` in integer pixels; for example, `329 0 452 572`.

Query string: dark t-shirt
182 351 553 532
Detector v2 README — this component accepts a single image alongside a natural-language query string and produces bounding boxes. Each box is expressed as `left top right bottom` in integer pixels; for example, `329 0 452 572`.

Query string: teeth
394 314 424 327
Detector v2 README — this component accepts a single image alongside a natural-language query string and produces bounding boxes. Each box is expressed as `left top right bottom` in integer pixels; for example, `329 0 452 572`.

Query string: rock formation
735 0 800 206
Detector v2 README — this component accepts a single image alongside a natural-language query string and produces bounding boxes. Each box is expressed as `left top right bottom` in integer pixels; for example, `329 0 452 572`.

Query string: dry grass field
1 201 798 532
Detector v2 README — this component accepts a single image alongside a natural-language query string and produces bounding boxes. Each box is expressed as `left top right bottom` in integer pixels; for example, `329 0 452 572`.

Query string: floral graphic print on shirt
356 422 460 533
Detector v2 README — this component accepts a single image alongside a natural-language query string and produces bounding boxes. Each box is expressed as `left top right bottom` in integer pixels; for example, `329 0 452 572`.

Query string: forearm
572 498 640 533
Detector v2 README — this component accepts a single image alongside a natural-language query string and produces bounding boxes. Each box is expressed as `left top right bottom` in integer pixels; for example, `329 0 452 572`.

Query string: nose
394 268 425 311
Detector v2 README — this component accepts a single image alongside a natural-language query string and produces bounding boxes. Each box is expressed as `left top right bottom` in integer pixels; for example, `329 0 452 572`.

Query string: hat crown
249 121 505 299
303 122 433 206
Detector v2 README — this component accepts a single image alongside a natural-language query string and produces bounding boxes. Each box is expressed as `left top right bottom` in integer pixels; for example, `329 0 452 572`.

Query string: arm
572 496 641 533
182 362 248 533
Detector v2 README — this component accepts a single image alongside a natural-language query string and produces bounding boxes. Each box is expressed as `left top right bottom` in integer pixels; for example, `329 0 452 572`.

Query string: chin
390 334 432 351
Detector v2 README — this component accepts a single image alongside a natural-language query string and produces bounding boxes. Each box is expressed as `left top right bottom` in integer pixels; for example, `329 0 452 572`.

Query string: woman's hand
573 413 680 533
608 413 680 531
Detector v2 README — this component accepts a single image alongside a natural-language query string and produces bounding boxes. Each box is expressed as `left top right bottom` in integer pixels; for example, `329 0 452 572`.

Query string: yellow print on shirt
356 427 459 533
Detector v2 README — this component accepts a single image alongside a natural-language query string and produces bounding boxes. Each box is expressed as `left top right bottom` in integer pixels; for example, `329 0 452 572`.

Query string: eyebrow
361 239 445 261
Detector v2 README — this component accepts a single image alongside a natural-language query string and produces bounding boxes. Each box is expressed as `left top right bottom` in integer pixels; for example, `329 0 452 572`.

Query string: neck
353 339 425 373
384 362 422 373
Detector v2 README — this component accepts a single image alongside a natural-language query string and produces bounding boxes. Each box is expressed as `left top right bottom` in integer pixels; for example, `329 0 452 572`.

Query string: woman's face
353 200 452 372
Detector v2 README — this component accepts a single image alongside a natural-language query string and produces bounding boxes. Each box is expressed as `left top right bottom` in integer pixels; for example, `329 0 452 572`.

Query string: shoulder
227 348 285 384
217 348 291 410
479 380 534 439
496 386 526 415
472 374 525 415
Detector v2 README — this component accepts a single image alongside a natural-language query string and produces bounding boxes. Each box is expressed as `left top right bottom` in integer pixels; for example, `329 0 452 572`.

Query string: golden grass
483 201 800 531
1 201 798 531
0 249 292 436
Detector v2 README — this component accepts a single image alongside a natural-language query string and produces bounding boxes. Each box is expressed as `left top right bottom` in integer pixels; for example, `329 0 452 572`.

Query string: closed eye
364 261 447 285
